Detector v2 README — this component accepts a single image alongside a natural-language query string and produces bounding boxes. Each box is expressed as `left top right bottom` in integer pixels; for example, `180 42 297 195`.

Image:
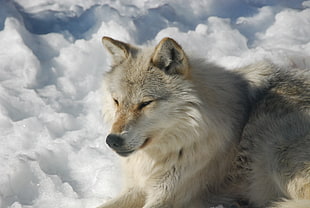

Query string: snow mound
0 1 309 208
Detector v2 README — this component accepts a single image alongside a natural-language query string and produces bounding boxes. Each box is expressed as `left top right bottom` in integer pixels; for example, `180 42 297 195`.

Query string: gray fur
98 37 310 208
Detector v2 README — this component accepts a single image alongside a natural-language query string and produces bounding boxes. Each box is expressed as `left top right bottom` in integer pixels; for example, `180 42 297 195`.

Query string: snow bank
0 1 309 208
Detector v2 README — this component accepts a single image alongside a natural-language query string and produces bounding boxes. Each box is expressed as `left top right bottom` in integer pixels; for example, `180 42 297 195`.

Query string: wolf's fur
98 37 310 208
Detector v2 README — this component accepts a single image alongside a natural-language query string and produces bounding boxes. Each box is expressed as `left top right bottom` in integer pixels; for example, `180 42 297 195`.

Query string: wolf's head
101 37 201 157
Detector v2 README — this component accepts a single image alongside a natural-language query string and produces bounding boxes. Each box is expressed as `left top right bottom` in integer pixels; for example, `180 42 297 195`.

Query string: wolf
98 36 310 208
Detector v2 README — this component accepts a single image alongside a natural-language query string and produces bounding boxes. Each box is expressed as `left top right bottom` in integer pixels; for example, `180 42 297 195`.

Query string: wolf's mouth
140 138 152 149
116 138 152 157
116 150 135 157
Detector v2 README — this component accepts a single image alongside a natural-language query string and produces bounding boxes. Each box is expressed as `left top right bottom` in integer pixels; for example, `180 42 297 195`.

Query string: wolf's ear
151 38 190 77
102 37 132 64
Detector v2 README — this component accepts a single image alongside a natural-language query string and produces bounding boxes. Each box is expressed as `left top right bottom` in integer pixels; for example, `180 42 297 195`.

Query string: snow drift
0 0 310 207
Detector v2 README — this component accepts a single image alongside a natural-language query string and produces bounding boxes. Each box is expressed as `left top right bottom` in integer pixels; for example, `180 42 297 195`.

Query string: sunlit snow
1 1 310 207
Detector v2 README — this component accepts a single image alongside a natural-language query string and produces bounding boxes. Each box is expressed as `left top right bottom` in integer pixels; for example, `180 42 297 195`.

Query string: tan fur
98 37 310 208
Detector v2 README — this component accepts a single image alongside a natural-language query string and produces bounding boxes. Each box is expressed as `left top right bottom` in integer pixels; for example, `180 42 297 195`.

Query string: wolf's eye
138 100 153 110
113 98 119 106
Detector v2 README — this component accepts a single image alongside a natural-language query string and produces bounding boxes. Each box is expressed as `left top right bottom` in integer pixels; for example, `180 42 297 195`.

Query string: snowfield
0 1 310 208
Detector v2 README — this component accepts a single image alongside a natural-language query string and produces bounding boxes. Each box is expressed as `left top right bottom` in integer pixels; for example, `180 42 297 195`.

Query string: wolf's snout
106 134 135 157
106 134 124 149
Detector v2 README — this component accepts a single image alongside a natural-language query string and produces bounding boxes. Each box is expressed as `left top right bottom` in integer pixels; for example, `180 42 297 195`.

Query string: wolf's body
99 37 310 208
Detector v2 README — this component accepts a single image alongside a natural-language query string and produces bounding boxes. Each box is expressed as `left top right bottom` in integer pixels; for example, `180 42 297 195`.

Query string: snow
0 0 309 208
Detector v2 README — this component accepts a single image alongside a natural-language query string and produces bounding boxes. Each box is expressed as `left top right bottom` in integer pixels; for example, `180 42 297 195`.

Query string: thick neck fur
121 56 251 196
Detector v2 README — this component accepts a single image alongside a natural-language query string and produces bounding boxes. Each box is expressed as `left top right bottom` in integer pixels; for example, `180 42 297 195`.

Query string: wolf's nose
106 134 124 149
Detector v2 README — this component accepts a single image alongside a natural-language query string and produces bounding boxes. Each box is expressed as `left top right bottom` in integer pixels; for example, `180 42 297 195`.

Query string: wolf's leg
142 189 174 208
142 170 179 208
143 203 171 208
97 188 145 208
268 199 310 208
268 175 310 208
141 181 173 207
142 200 172 208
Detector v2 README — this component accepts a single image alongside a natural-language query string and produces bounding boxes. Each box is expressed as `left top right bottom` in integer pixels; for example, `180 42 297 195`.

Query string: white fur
98 37 310 208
